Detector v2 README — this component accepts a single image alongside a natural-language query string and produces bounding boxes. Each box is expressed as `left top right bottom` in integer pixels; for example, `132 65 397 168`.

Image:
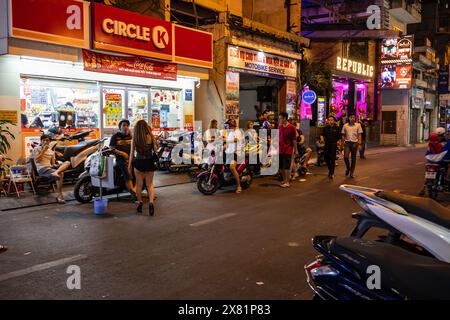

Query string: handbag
89 153 107 178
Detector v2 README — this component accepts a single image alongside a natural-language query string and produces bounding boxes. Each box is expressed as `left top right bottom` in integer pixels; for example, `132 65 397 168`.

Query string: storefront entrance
238 73 285 128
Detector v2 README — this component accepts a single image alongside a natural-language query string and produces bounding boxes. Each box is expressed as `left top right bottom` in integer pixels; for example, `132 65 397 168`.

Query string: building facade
0 0 213 163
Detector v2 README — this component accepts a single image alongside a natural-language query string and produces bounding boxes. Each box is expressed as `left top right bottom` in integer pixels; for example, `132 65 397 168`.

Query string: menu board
103 91 123 128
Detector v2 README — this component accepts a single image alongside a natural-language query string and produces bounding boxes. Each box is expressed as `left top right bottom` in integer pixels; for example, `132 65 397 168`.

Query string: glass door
150 89 182 130
127 90 149 127
102 87 125 136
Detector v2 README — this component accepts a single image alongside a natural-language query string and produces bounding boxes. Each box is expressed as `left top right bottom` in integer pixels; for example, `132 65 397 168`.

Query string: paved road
0 147 437 299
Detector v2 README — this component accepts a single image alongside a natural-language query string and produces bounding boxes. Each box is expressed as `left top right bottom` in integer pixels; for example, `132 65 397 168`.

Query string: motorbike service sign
227 46 297 80
82 50 177 81
9 0 90 48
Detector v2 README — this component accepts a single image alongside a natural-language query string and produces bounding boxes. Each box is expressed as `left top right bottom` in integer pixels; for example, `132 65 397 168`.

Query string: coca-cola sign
82 50 177 81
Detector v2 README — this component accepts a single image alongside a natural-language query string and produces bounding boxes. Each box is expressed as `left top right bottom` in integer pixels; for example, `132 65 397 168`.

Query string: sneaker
280 182 290 188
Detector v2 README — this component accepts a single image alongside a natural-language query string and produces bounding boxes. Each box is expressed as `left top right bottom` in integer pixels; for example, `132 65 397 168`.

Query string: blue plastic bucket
93 198 108 215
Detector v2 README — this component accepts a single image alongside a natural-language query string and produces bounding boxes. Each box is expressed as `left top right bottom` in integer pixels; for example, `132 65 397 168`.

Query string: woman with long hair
128 120 157 216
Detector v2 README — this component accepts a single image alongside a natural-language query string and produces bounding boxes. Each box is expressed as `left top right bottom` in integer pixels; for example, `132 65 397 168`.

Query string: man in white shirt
341 114 362 178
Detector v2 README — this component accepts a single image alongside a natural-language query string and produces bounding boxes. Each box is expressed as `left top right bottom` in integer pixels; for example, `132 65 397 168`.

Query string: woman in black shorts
128 120 157 215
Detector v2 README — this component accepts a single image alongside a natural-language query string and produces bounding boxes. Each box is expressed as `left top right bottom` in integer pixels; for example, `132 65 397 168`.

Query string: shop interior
20 77 184 136
238 73 285 128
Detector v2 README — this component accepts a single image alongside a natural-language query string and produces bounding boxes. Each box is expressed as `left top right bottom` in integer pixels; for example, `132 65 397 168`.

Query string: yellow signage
336 57 374 78
0 110 18 125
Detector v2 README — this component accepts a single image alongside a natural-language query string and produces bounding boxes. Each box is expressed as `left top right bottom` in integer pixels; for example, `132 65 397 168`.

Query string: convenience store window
20 77 100 129
150 89 182 129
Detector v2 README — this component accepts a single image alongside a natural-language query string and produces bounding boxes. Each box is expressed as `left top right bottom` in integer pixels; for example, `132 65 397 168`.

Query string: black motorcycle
305 236 450 300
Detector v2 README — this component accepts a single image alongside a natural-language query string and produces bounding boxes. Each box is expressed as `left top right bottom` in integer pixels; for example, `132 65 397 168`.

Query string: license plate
162 151 170 158
425 172 437 179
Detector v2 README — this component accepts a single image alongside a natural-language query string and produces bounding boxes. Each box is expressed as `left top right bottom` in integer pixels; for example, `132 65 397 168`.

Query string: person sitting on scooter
34 134 71 204
225 119 243 194
110 119 136 201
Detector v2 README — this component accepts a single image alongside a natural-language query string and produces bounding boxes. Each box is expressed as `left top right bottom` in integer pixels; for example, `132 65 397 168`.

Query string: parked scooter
340 184 450 263
159 131 203 173
305 236 450 300
197 154 253 195
74 140 129 203
423 162 449 199
29 128 100 182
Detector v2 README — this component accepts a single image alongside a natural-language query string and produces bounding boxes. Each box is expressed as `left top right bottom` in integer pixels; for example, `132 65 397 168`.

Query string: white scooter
340 184 450 263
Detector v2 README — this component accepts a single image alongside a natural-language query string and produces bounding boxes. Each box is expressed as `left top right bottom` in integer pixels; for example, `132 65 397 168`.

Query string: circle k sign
302 90 317 105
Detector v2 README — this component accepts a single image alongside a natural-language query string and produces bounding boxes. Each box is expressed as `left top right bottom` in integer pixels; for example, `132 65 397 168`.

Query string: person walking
341 114 362 178
323 115 341 179
128 120 157 216
278 112 297 188
359 119 369 159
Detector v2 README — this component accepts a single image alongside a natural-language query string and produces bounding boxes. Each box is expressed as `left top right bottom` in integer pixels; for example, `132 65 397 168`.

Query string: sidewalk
0 170 195 211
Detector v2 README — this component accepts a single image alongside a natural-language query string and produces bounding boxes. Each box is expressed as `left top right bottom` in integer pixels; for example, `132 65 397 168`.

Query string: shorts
133 158 156 172
116 158 131 180
279 154 292 170
37 167 58 182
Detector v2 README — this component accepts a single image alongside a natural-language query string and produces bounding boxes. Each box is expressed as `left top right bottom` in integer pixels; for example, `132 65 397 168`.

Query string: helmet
436 127 446 136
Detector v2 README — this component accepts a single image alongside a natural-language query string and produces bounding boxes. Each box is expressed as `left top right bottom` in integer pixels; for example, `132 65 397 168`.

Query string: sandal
236 187 242 194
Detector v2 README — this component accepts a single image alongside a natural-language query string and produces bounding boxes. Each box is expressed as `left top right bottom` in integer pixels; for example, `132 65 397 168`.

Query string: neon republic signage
336 57 374 78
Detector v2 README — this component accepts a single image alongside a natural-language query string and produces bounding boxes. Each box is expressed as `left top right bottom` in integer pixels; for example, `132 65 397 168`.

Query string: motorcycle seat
55 140 98 159
379 191 450 229
332 237 450 300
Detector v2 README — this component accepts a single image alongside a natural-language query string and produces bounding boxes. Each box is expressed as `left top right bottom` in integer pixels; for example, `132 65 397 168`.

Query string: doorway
238 73 285 128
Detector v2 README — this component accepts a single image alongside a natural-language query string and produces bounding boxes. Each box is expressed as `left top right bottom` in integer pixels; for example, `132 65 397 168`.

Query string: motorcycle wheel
74 176 97 204
427 185 438 200
197 174 219 195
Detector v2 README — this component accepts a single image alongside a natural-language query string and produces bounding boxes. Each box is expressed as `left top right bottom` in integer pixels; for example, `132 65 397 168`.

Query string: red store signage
9 0 90 48
82 50 177 81
174 25 213 69
92 3 173 61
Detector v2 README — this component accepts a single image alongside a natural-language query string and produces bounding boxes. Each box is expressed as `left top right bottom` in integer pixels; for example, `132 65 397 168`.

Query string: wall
380 105 409 146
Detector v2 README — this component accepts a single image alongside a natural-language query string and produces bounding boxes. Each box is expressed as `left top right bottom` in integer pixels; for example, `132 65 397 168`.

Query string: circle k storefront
0 0 213 163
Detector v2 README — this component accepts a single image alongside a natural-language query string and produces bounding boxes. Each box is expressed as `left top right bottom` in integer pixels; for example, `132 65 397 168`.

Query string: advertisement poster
225 72 240 124
381 64 412 89
286 81 297 119
317 97 326 127
299 87 313 120
104 92 123 128
83 50 177 81
381 36 413 90
0 110 18 125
